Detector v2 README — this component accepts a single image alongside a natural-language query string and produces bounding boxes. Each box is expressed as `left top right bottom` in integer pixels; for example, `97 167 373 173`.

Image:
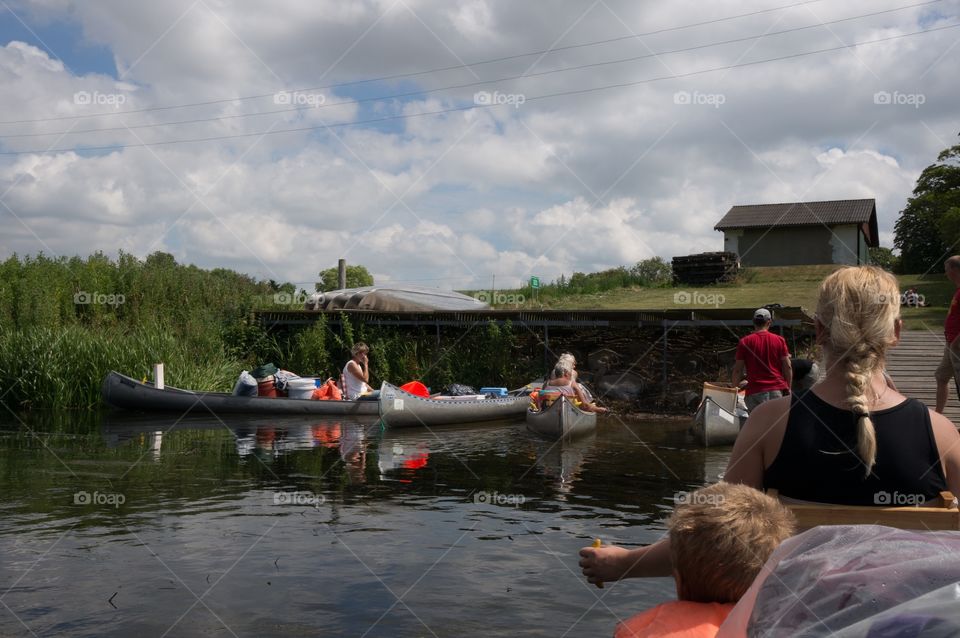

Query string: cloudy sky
0 0 957 290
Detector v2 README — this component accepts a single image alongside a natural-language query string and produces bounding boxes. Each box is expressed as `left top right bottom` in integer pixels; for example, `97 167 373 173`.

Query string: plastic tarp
716 525 960 637
304 286 490 312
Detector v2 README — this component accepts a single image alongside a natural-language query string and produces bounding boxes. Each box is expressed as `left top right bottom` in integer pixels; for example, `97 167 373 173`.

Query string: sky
0 0 958 291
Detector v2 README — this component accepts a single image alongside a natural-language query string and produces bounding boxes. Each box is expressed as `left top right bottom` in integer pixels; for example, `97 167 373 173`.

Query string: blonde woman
579 266 960 585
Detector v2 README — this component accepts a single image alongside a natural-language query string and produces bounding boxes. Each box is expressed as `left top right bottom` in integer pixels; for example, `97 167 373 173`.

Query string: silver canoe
691 396 745 446
101 370 381 417
526 396 597 439
378 381 528 427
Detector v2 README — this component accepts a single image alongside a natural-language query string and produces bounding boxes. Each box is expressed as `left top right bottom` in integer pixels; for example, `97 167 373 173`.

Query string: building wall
830 225 861 265
730 226 835 266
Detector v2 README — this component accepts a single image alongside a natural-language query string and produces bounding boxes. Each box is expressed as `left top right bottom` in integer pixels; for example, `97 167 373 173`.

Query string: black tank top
764 391 947 505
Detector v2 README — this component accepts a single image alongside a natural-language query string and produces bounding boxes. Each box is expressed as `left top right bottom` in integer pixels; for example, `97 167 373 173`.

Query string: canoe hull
378 381 528 427
101 371 380 416
526 396 597 439
691 396 744 446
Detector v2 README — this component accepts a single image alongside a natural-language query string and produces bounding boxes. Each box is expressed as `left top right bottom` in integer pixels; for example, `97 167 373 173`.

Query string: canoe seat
768 489 960 531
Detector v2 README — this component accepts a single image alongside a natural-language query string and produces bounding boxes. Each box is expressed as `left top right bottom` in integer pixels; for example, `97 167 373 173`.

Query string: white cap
754 308 772 321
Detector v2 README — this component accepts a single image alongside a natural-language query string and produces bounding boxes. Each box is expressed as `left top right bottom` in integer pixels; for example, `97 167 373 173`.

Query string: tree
629 257 673 286
317 264 374 291
867 247 899 272
894 144 960 273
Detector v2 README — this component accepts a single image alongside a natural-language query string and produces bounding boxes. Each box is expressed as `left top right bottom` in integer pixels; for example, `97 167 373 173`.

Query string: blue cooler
480 387 508 397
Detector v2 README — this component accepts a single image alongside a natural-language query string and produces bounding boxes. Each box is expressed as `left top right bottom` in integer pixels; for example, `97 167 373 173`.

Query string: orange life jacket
311 379 343 401
614 601 734 638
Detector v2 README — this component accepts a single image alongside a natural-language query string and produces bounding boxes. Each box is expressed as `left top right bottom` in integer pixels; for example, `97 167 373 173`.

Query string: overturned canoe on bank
526 396 597 439
378 381 528 427
101 371 380 417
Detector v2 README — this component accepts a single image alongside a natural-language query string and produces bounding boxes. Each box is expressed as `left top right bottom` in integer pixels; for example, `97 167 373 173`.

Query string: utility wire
0 0 942 140
1 21 956 156
0 0 853 125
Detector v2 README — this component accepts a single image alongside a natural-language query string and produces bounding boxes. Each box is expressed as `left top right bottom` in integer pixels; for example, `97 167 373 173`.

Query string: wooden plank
771 490 960 531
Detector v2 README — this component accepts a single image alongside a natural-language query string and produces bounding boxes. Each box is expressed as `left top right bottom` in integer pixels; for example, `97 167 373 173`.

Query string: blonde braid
844 344 879 476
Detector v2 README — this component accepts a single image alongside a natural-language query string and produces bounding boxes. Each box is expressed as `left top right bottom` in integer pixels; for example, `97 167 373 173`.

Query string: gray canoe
690 396 745 446
526 396 597 439
101 370 380 417
378 381 529 427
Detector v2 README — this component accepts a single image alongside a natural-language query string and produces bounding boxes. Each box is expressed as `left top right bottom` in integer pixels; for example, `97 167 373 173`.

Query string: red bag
400 380 429 397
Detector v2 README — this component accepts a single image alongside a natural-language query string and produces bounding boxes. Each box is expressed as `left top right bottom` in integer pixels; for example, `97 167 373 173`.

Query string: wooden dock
886 330 960 423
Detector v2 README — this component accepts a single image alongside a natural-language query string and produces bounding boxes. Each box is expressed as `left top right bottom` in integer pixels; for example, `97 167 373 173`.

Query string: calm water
0 411 731 637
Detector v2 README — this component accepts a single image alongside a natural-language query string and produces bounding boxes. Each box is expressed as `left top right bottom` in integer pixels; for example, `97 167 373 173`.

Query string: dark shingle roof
714 199 876 230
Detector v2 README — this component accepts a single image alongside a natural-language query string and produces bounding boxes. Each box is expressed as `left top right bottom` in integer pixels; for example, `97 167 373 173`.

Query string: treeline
0 252 535 410
507 257 672 304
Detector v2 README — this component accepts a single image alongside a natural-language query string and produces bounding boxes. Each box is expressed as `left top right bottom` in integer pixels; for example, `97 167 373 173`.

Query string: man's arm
732 359 745 386
346 359 368 383
781 355 793 390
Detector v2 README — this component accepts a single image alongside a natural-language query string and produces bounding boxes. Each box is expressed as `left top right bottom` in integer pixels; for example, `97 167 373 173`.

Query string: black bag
445 383 477 396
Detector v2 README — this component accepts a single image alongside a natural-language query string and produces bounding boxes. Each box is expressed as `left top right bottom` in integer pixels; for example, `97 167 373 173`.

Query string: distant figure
936 256 960 413
542 363 606 413
610 483 795 638
732 308 792 412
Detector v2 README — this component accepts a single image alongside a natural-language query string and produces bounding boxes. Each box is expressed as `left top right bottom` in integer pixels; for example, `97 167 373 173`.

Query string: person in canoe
579 266 960 586
342 342 379 401
542 362 607 413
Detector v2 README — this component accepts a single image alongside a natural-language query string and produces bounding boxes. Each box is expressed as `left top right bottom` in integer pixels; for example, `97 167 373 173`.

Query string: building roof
304 286 490 312
714 199 878 246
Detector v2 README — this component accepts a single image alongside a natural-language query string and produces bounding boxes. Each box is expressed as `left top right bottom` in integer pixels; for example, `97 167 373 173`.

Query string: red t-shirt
945 288 960 344
736 330 789 395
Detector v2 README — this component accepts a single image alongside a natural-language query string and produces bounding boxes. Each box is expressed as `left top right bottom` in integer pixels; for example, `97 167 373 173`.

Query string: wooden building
714 199 879 267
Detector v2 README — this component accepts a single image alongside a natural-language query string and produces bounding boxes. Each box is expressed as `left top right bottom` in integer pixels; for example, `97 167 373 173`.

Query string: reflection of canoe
101 371 380 416
378 381 528 427
526 396 596 439
691 396 745 446
533 431 596 494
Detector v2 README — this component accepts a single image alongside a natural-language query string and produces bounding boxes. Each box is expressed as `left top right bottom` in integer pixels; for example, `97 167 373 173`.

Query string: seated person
615 483 795 638
542 363 606 413
342 342 379 400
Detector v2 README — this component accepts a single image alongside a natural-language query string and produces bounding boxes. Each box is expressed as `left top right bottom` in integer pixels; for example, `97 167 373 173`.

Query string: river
0 411 731 637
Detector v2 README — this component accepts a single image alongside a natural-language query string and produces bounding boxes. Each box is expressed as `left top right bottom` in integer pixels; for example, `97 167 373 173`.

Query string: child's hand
579 543 630 587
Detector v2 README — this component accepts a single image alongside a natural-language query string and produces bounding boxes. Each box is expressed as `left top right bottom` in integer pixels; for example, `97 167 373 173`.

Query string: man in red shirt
935 256 960 413
732 308 793 412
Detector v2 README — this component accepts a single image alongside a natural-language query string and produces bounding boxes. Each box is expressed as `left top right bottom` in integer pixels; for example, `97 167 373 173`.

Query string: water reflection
0 411 732 637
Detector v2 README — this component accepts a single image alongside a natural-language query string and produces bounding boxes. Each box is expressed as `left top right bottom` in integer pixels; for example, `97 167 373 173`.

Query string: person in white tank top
343 342 377 400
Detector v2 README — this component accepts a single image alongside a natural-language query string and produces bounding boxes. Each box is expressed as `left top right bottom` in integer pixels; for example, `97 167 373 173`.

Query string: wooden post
543 324 550 374
337 258 346 290
662 323 668 399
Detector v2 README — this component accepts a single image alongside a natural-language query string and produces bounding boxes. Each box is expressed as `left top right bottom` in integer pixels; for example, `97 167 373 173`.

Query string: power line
0 0 850 125
1 21 956 156
0 0 941 141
